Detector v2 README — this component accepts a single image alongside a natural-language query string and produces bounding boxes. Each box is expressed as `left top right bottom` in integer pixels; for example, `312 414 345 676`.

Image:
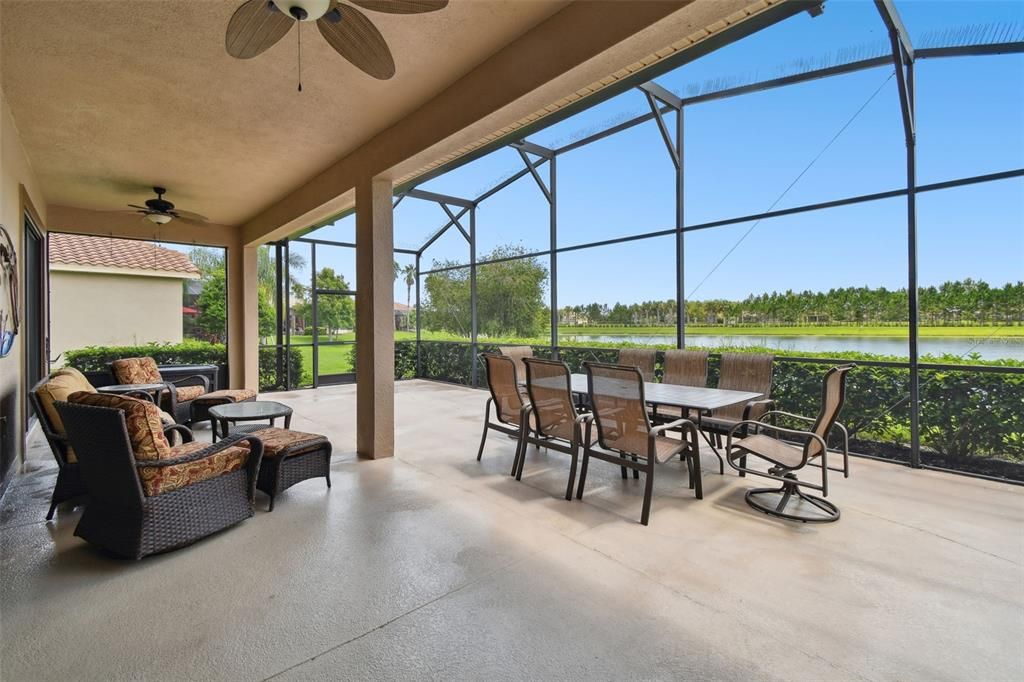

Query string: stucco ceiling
1 0 568 225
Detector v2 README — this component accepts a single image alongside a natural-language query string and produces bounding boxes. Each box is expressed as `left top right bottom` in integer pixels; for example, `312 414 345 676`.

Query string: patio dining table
549 374 763 473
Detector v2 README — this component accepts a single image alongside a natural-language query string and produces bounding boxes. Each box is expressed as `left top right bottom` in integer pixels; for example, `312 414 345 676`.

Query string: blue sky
299 1 1024 307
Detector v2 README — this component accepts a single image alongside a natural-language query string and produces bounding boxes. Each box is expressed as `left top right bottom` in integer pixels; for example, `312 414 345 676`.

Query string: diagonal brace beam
642 90 680 169
874 0 914 61
439 202 471 243
418 205 471 255
516 149 552 203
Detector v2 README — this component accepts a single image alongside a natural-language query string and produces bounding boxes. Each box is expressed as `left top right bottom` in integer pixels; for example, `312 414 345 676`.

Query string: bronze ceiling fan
226 0 448 87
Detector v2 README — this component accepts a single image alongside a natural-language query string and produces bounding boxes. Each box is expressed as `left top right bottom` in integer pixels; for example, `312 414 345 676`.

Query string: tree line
560 279 1024 327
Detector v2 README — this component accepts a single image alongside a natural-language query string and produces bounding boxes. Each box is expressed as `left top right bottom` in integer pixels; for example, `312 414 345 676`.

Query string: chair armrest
758 412 850 453
172 374 211 393
741 398 775 421
121 390 155 403
135 432 255 468
162 423 195 444
648 419 697 463
574 412 594 424
650 418 693 437
726 420 827 469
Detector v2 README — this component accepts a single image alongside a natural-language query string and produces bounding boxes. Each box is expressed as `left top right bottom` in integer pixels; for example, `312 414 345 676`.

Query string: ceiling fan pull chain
297 21 303 92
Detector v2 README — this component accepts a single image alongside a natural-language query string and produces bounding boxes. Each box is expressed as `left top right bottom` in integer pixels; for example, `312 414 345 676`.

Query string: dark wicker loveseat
56 392 263 559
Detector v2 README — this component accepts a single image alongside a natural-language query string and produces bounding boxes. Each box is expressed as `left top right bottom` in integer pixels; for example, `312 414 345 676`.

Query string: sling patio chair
476 353 531 469
701 353 776 471
498 345 533 383
726 364 854 523
513 357 594 500
56 391 263 559
652 349 709 424
617 348 657 383
576 362 702 526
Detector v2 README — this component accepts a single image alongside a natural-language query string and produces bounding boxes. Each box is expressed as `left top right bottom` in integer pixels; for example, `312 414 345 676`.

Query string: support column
355 176 395 459
675 107 685 348
227 242 259 391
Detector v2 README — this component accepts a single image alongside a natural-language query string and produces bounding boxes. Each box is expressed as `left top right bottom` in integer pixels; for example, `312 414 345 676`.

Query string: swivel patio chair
30 367 178 520
617 348 657 382
514 357 594 500
576 362 702 526
56 391 263 559
726 364 854 523
476 353 531 468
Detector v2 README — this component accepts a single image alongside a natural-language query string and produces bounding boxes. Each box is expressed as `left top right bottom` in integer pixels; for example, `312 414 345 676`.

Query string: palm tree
402 264 417 308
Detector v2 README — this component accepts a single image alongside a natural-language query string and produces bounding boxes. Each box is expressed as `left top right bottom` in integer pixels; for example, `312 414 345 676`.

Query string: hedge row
65 341 303 392
400 340 1024 479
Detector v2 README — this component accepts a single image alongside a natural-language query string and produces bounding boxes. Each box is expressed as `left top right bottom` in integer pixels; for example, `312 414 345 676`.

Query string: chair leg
691 450 703 500
514 421 529 481
476 424 490 462
565 449 578 501
576 451 591 500
738 454 747 478
631 455 639 479
640 463 655 526
46 498 58 521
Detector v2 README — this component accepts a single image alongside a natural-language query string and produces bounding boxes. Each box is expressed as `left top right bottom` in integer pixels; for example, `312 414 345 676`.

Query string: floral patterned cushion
192 388 257 406
249 427 327 459
137 441 250 496
111 357 162 385
34 369 97 463
67 391 172 461
174 385 206 402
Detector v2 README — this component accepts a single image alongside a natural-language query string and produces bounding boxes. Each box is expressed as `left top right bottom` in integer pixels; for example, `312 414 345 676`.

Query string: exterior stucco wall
49 270 185 362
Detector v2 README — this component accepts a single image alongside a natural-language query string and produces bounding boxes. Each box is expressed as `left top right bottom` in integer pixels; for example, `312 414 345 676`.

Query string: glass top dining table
533 374 763 413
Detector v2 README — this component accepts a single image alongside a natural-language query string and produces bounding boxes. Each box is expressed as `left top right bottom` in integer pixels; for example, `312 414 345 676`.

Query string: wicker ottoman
190 389 258 427
241 426 332 511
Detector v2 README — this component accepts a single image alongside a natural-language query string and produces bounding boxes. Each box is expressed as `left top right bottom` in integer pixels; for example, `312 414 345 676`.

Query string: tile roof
49 233 201 275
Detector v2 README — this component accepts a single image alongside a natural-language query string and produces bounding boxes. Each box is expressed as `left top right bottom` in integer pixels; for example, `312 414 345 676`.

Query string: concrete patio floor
2 379 1022 681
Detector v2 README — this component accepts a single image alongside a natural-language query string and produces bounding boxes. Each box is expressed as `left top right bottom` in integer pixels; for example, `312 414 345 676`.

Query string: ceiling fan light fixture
146 213 173 225
272 0 331 21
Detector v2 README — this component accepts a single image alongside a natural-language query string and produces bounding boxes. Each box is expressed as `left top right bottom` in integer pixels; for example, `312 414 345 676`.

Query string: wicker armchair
56 393 263 559
576 362 702 526
726 364 854 523
515 357 594 500
29 367 178 520
109 357 256 425
617 348 656 382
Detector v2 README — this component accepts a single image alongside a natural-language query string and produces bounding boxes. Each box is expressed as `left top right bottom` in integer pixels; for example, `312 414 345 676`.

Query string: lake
558 333 1024 361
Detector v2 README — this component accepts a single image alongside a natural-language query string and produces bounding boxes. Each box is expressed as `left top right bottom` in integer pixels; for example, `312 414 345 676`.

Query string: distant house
394 302 412 331
49 234 200 362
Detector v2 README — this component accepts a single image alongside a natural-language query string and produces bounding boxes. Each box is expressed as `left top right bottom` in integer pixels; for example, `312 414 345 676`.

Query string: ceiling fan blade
127 204 150 210
317 5 395 80
172 210 210 223
349 0 448 14
226 0 293 59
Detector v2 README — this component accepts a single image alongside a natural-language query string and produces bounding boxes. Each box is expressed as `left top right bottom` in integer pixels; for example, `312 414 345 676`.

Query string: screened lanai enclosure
258 1 1024 483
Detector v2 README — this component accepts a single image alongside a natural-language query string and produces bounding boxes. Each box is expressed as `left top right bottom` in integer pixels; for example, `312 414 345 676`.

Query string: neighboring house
394 302 411 331
49 233 200 363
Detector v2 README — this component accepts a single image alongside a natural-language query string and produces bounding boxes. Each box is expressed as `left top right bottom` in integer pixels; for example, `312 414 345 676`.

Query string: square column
228 243 259 390
355 176 395 459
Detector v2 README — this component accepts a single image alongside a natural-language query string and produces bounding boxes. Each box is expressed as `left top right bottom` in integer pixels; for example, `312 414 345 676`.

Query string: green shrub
258 346 305 392
65 341 227 371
